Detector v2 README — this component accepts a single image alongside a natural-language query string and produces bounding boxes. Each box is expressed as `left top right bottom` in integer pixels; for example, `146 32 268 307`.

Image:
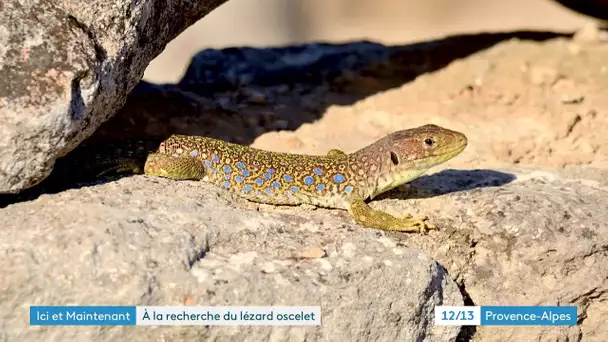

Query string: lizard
69 124 467 232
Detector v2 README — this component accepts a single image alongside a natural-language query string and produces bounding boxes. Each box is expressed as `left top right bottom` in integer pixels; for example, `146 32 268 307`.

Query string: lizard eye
424 138 435 147
390 151 399 165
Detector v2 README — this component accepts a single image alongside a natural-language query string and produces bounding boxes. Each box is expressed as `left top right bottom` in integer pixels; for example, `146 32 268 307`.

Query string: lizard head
385 124 467 170
355 124 467 198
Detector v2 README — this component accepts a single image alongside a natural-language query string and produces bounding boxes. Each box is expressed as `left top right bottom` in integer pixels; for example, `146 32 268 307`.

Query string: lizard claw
401 212 436 233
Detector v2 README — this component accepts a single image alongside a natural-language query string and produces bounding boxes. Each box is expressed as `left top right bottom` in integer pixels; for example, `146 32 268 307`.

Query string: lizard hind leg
95 158 146 177
347 195 435 233
144 153 206 180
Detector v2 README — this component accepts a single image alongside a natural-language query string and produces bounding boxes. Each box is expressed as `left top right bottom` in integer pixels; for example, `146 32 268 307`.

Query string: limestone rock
0 177 462 341
0 0 227 193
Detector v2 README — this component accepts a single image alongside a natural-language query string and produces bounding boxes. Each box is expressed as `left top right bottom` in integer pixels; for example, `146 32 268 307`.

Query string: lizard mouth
373 143 467 198
443 143 467 158
414 142 467 168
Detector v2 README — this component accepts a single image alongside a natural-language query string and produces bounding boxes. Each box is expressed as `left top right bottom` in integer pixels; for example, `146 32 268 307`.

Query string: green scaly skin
126 124 467 233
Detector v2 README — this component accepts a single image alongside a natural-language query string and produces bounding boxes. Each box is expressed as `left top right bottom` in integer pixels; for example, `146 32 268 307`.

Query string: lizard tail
48 138 164 186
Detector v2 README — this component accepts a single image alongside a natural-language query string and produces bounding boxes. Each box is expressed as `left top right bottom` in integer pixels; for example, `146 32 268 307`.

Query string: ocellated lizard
88 124 467 232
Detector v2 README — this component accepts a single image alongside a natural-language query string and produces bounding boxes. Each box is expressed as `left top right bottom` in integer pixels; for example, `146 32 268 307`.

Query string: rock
391 166 608 341
573 22 605 44
0 0 227 194
1 165 606 340
0 176 462 341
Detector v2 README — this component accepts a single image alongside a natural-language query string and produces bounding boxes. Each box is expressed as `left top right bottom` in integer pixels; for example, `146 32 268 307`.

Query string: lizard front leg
347 195 436 233
144 153 206 180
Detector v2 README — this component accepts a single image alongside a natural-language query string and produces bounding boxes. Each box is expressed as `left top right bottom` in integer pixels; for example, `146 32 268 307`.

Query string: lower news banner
30 306 321 326
434 305 577 326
